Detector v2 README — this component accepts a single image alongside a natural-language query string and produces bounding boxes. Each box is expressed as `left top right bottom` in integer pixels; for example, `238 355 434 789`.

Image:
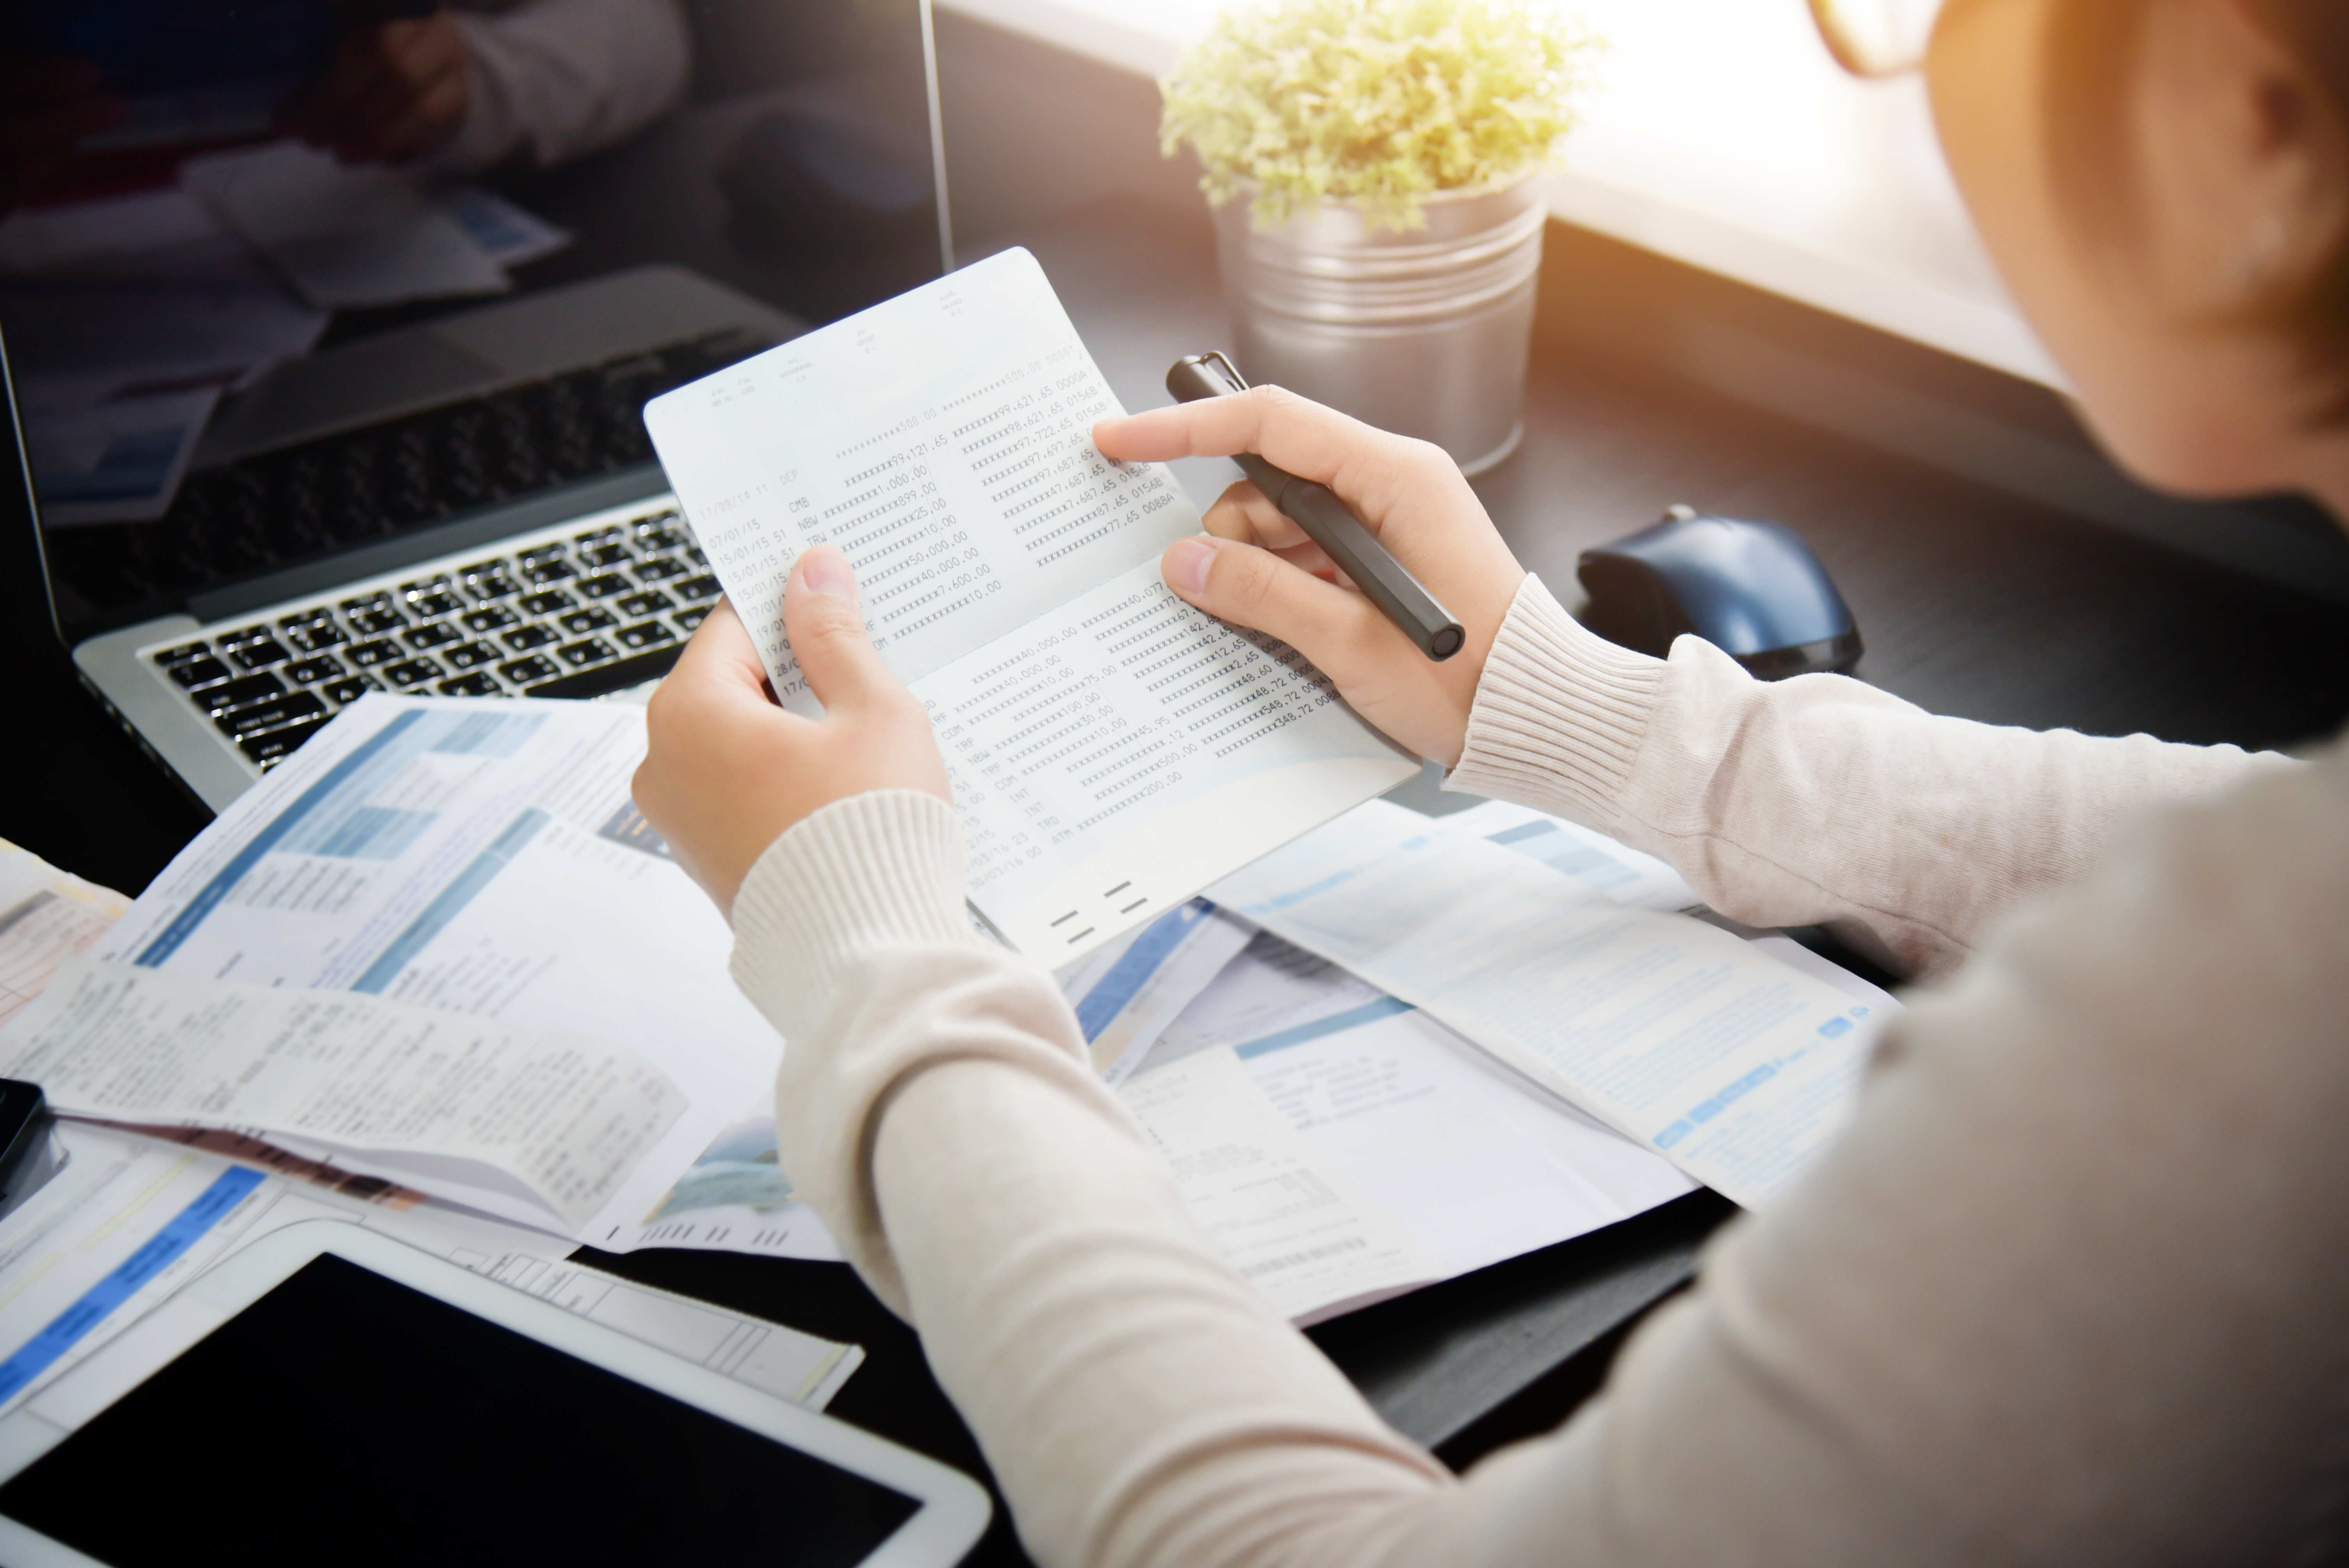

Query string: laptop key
406 589 464 618
238 715 330 766
348 606 406 635
579 543 631 569
284 622 347 653
676 574 720 602
560 607 617 635
616 591 672 618
158 641 212 666
468 573 522 601
214 690 327 739
437 672 502 697
347 639 399 667
520 590 573 616
383 658 444 688
323 675 384 704
674 606 711 633
557 637 616 668
633 557 686 583
617 620 677 651
464 606 519 633
518 543 568 569
198 672 287 714
286 656 343 684
503 624 559 651
635 525 689 552
577 572 630 599
169 656 233 689
499 655 560 685
218 624 272 647
444 641 496 669
230 638 291 669
406 622 460 650
526 560 577 584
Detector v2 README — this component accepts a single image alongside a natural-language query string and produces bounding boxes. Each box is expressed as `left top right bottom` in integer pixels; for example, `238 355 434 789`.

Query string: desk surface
6 195 2346 1568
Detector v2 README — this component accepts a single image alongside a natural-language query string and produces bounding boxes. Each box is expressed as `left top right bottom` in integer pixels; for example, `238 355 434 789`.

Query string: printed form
645 247 1416 960
1209 802 1898 1209
66 697 829 1257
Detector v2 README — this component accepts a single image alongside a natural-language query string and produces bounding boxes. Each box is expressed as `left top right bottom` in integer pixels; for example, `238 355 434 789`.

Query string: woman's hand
278 12 471 165
1094 387 1525 768
633 546 951 916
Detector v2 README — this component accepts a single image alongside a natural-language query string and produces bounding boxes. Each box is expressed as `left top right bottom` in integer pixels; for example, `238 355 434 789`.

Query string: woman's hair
2045 0 2349 410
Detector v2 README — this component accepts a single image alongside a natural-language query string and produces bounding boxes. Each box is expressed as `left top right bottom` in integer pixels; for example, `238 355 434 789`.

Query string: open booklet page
70 696 827 1256
644 247 1415 959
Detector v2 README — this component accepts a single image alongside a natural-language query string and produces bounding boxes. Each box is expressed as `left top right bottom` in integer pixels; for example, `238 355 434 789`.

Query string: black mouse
1577 508 1862 679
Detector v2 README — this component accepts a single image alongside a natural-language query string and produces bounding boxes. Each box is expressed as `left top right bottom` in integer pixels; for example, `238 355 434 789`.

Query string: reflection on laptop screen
1 0 949 643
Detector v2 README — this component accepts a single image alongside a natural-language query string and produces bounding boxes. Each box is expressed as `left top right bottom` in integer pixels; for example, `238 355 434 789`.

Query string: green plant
1160 0 1599 232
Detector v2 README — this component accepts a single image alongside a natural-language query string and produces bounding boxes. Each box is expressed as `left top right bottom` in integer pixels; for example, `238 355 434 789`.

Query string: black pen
1165 352 1465 662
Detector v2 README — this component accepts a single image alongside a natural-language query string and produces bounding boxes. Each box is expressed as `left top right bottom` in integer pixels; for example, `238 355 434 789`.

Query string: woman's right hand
1093 387 1525 767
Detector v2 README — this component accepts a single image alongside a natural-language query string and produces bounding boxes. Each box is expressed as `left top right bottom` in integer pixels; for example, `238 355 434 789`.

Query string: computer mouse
1577 507 1862 679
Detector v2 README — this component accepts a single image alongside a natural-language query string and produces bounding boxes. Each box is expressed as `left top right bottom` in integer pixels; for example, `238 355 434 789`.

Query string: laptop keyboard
43 329 770 615
144 502 721 769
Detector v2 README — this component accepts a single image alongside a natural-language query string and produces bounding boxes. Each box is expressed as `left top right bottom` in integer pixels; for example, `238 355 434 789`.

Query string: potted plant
1161 0 1599 472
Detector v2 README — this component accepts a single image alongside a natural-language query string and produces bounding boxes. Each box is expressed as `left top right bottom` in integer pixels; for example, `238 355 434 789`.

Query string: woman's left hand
633 546 951 916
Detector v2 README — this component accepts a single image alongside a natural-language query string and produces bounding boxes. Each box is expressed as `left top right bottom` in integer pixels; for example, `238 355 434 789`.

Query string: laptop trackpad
195 332 501 466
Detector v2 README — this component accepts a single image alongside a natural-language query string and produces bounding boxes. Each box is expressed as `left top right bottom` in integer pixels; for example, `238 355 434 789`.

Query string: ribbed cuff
1446 574 1667 833
729 789 978 1043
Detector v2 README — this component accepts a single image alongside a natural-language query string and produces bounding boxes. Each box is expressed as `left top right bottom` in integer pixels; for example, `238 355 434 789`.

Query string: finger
1201 479 1310 551
366 71 465 160
1160 536 1399 688
782 547 900 713
1094 387 1449 524
661 596 774 706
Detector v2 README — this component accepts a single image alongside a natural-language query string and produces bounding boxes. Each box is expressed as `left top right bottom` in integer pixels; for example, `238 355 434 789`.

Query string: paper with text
0 959 685 1230
91 696 839 1259
1119 1044 1435 1322
1209 802 1892 1208
646 248 1414 959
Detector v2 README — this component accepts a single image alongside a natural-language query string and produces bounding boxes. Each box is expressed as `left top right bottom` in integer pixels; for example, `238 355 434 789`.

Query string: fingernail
800 547 855 600
1165 537 1214 596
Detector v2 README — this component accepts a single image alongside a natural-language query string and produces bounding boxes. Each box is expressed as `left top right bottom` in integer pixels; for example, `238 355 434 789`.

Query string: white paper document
184 141 510 309
0 841 130 1032
0 1121 862 1422
1209 802 1893 1208
645 247 1417 960
2 959 686 1231
1120 1044 1436 1322
83 695 837 1259
1055 897 1257 1082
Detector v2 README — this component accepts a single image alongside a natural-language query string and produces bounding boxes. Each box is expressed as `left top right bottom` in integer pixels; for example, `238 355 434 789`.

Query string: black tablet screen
0 1254 921 1565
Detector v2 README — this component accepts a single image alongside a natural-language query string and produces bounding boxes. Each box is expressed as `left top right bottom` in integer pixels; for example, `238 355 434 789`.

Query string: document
1208 802 1894 1208
0 841 130 1031
91 696 835 1259
0 1120 863 1421
0 959 686 1231
1119 1044 1436 1323
184 141 510 309
645 247 1418 961
1056 898 1256 1082
1113 927 1695 1322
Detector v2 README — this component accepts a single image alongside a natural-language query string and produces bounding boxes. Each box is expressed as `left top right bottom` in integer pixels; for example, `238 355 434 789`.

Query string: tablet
0 1222 990 1567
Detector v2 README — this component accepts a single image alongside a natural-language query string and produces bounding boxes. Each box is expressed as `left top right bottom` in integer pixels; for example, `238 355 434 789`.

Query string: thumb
783 546 894 711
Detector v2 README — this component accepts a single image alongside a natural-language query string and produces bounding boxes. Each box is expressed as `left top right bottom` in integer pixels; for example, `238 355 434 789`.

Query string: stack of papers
0 691 1899 1331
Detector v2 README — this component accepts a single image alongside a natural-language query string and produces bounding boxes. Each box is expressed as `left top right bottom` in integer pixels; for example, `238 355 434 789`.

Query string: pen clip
1192 351 1248 393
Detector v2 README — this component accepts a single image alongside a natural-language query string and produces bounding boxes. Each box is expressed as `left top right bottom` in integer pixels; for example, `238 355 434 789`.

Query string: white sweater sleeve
1448 575 2294 978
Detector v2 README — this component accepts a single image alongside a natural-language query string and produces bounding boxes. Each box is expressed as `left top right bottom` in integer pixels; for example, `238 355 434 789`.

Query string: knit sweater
728 573 2342 1568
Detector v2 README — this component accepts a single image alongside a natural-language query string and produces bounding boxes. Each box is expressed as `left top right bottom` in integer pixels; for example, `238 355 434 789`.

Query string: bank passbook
645 248 1417 960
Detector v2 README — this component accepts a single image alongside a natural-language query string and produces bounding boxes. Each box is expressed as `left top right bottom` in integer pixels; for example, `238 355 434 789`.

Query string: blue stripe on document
1235 996 1415 1060
352 807 551 994
136 711 426 967
1075 901 1211 1043
0 1165 266 1402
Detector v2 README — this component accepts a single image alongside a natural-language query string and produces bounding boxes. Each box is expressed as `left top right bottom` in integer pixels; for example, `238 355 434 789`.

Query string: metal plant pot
1214 175 1545 475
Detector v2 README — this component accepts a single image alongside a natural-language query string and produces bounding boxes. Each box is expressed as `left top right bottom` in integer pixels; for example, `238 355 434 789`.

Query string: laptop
1 0 953 813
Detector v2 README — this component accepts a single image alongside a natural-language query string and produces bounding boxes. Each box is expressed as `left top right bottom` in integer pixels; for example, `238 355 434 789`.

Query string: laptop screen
0 0 950 644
